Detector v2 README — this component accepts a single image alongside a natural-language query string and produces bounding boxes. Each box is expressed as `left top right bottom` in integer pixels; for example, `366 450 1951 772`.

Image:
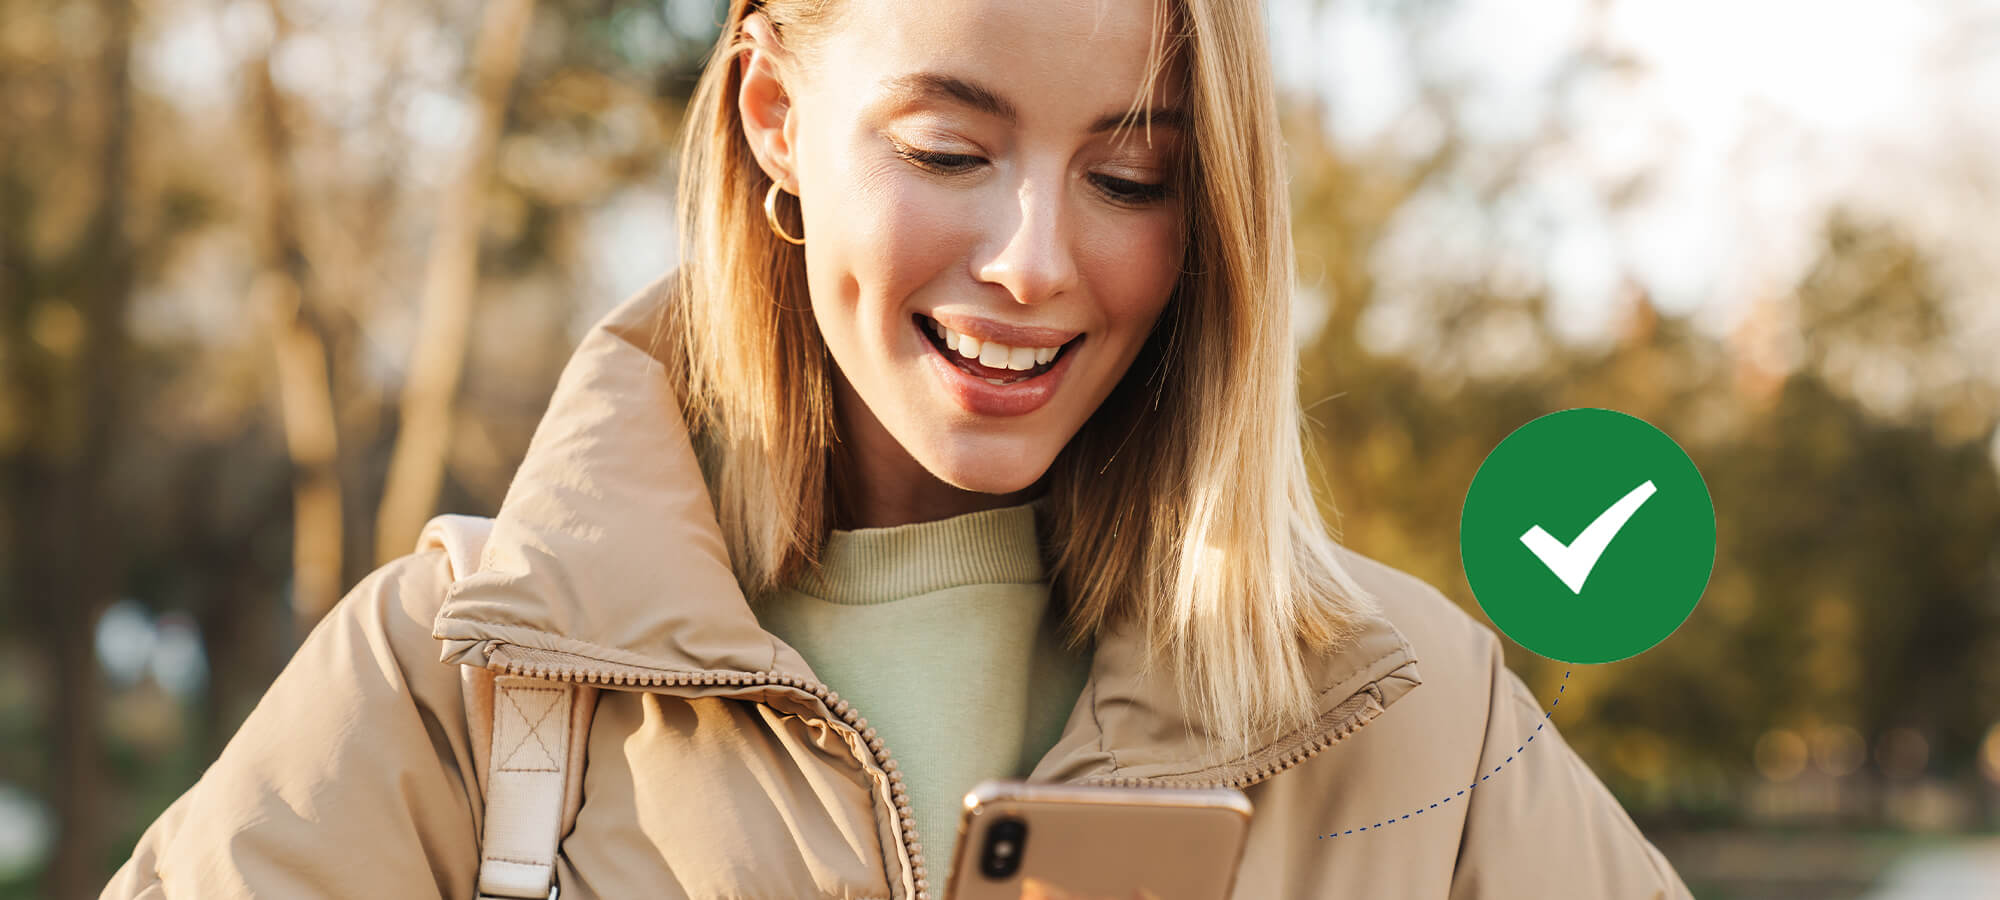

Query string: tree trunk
35 0 136 894
247 7 345 634
374 0 538 564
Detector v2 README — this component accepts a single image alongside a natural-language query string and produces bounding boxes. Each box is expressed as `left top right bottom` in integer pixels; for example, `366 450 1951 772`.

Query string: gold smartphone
942 779 1253 900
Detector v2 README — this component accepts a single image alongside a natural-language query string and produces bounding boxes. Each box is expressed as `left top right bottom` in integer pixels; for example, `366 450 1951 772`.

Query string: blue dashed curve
1317 670 1570 840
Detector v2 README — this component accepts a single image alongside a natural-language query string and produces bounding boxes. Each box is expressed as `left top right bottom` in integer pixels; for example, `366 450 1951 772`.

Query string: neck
828 440 1048 532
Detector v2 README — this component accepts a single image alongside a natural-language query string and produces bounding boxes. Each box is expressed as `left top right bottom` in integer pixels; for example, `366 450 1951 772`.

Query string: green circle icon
1460 408 1715 664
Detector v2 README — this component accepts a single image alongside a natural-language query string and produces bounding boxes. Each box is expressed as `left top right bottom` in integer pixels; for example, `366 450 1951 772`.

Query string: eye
888 135 1171 205
889 137 984 174
1092 173 1169 206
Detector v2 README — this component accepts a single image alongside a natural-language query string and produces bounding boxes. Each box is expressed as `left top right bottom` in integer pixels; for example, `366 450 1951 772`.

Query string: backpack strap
418 515 598 900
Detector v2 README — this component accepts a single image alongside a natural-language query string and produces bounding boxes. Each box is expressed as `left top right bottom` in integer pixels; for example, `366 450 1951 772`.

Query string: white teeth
983 377 1011 385
927 318 1065 370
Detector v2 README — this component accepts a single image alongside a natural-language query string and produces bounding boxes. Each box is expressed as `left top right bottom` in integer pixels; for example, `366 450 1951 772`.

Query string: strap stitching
497 685 566 772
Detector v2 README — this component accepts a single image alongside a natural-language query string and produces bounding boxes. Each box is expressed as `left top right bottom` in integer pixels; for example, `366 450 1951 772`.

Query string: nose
974 171 1081 306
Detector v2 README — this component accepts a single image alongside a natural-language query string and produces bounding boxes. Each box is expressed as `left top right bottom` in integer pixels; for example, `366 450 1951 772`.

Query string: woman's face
739 0 1186 517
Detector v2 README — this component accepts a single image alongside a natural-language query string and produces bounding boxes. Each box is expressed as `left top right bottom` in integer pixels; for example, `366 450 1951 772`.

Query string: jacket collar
432 276 1421 786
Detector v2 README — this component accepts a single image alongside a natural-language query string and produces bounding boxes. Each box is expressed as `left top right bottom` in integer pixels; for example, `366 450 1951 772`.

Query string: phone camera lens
979 816 1029 879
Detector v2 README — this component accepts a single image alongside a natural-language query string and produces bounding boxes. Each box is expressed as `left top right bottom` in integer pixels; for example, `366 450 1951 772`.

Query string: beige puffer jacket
103 276 1692 899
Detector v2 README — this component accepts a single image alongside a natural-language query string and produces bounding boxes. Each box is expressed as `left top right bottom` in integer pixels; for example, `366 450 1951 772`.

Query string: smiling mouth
914 314 1080 385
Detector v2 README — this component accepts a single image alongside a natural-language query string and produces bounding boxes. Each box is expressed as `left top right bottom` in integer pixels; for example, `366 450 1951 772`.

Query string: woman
105 0 1691 897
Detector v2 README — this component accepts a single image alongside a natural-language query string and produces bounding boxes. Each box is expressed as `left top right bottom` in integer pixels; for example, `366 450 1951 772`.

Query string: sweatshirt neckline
789 496 1049 605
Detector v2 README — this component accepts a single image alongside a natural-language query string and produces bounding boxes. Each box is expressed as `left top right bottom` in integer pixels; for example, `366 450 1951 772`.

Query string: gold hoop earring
764 181 805 246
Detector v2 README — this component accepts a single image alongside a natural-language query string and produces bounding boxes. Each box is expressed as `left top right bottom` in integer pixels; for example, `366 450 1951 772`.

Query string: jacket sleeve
1449 640 1693 899
101 549 483 899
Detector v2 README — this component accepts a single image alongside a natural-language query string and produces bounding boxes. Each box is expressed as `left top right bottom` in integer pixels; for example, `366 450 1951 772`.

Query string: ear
738 12 799 193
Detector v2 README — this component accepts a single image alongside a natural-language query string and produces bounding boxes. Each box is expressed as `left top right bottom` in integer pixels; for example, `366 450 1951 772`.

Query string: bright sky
1271 0 2000 385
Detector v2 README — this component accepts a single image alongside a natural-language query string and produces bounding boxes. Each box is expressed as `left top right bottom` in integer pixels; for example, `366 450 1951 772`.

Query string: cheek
1080 213 1184 328
809 155 969 319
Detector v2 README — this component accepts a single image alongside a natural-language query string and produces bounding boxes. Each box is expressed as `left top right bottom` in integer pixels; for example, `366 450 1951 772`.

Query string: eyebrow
882 71 1186 135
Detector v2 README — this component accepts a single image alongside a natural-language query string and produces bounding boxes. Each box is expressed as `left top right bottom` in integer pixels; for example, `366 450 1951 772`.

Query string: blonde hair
668 0 1377 764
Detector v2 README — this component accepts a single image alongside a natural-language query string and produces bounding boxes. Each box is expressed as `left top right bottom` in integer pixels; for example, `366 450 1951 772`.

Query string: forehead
820 0 1182 125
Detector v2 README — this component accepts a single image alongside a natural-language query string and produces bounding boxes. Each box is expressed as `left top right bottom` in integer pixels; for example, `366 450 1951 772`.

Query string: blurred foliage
1286 100 2000 824
3 0 1998 897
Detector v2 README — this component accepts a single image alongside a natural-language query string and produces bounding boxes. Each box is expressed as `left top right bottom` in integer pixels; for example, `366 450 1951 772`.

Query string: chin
920 442 1058 496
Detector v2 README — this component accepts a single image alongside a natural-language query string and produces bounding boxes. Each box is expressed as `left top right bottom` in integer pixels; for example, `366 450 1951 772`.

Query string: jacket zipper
1075 715 1372 789
1074 684 1391 791
485 647 936 900
482 648 1391 898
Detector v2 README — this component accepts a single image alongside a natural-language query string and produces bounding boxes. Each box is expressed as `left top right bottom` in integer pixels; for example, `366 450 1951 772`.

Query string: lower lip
918 319 1080 418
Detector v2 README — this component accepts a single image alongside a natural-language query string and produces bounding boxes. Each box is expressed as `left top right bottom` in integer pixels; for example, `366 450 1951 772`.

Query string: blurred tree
1 1 138 893
247 0 346 635
1285 87 2000 818
373 0 539 567
2 3 725 894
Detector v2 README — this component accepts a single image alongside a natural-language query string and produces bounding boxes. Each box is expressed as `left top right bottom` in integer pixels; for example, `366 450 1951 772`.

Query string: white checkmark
1520 480 1658 594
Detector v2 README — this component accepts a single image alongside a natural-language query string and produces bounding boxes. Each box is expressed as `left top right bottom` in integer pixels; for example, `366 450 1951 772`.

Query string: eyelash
890 142 1170 206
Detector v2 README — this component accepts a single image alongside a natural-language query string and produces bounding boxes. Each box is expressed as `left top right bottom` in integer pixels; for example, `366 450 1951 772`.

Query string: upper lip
923 312 1083 349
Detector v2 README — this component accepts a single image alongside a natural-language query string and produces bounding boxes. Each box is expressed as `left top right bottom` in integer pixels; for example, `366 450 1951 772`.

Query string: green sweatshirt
751 497 1093 870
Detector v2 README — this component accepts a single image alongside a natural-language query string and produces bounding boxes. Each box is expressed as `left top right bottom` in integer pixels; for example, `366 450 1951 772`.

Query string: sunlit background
3 0 1998 897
